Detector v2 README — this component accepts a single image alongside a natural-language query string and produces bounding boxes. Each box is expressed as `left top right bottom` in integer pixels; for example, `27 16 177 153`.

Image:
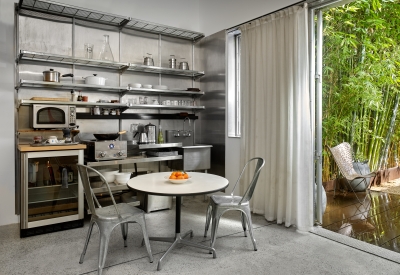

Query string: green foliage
322 0 400 181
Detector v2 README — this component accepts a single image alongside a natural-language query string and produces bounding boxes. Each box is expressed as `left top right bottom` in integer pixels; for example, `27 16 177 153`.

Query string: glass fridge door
21 150 84 229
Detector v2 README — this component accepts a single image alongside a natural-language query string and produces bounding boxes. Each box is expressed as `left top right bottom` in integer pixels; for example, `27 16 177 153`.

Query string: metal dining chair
76 164 153 275
328 142 377 204
204 157 265 251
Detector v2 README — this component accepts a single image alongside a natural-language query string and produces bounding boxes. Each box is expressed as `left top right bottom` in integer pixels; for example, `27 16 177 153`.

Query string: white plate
164 175 191 184
143 84 152 89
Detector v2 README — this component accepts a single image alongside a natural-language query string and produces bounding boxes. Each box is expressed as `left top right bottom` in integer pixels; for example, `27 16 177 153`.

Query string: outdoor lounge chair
328 142 377 204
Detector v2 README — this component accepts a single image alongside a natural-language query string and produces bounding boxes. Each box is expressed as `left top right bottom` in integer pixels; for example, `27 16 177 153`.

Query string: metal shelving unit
16 80 129 93
17 50 205 79
18 50 129 70
18 0 204 41
127 64 204 78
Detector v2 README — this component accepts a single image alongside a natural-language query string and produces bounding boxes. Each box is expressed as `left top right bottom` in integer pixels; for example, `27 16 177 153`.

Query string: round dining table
127 171 229 271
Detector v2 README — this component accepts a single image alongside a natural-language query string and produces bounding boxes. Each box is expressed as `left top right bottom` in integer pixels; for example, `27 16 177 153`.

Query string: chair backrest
231 157 265 204
328 142 360 180
76 164 121 217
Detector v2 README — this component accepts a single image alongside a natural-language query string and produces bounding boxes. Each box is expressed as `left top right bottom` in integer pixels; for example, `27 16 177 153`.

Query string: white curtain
239 5 313 231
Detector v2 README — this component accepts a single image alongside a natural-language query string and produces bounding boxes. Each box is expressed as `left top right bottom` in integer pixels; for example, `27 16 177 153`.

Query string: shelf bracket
119 65 130 75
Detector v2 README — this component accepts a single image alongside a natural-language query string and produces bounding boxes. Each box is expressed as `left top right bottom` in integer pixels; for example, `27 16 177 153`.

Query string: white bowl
153 85 168 90
115 172 131 184
143 84 152 89
131 83 141 88
98 169 119 183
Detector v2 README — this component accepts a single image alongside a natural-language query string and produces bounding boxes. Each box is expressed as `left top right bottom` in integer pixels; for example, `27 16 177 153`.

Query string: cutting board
30 97 70 102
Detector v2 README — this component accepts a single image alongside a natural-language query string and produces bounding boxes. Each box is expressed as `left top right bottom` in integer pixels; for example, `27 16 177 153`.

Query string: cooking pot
179 61 189 70
143 53 154 66
93 130 126 140
83 74 106 86
43 69 73 82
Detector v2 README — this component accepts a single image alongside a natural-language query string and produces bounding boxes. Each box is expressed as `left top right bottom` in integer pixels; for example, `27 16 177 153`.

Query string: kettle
145 122 156 144
134 123 148 144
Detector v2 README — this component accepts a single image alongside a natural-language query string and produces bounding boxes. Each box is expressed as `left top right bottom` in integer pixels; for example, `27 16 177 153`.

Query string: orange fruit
169 175 176 179
183 174 189 179
177 175 184 179
175 172 182 177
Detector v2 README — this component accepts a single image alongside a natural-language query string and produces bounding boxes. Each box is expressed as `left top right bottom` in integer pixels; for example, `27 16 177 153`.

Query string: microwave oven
31 104 77 129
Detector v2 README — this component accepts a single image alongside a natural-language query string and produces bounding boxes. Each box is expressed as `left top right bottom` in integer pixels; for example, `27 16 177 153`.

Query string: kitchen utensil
33 136 42 144
131 83 141 88
62 128 72 143
138 132 148 144
42 69 73 82
77 91 83 101
98 169 119 184
93 130 126 140
93 106 100 115
47 136 58 144
179 58 189 70
143 53 154 66
84 43 94 59
115 172 131 184
169 55 177 68
83 74 106 85
103 109 109 115
99 34 114 61
145 123 156 144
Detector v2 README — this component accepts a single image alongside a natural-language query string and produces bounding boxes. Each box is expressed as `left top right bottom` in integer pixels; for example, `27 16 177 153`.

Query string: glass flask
99 35 114 61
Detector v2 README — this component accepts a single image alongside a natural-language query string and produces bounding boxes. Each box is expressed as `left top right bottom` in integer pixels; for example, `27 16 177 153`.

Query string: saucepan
83 74 107 86
93 130 126 140
43 69 73 82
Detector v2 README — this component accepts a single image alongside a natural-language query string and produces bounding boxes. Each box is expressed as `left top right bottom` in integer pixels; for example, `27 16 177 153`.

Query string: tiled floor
322 189 400 252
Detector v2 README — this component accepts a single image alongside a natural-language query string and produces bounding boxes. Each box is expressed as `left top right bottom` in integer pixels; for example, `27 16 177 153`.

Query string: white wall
1 0 300 226
198 0 300 36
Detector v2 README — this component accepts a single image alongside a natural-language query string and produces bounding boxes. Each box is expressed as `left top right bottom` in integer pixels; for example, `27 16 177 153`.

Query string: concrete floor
1 196 399 275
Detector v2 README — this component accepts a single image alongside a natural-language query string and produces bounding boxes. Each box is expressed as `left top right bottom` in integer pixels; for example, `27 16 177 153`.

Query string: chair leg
80 221 95 264
204 203 212 237
121 223 128 247
98 231 111 275
137 215 154 263
241 212 247 237
243 207 257 251
210 210 222 250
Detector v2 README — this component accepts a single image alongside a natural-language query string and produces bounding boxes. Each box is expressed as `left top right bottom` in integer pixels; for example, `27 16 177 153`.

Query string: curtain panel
239 5 313 230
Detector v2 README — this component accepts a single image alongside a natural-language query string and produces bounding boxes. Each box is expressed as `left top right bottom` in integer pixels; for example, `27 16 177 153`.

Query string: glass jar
99 35 114 61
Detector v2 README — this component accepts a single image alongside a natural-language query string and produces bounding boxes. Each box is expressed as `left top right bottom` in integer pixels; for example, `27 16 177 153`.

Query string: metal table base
150 196 216 271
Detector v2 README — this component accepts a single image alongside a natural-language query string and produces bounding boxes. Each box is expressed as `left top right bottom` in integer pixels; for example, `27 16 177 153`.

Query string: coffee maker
133 123 148 144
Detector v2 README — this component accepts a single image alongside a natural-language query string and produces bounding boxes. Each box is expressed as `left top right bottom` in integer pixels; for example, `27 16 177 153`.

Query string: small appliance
31 104 76 129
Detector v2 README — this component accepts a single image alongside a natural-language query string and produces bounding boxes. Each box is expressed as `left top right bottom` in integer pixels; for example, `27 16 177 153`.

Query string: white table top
127 172 229 196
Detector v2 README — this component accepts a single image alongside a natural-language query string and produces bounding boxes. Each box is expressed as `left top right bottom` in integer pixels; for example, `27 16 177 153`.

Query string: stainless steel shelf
19 99 127 109
86 155 182 167
139 143 182 149
18 0 204 41
125 87 204 97
17 80 129 92
127 64 205 78
17 51 205 79
19 50 129 70
127 105 205 111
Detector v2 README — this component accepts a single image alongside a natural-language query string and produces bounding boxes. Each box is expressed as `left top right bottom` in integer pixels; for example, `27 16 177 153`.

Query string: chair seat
210 195 249 206
95 203 144 221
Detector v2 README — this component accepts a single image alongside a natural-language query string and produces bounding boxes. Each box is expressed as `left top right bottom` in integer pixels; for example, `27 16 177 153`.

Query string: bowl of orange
166 171 190 184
